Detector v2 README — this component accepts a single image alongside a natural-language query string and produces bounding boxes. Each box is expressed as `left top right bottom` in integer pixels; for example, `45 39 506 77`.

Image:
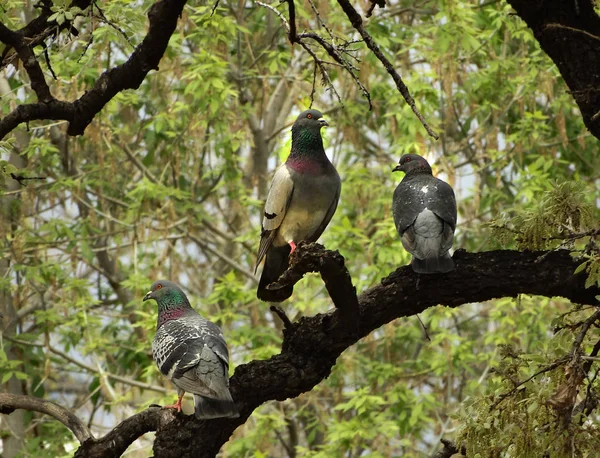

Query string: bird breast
275 171 339 246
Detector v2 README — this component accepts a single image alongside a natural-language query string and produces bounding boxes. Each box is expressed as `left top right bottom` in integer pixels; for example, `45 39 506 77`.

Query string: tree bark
61 246 600 457
507 0 600 139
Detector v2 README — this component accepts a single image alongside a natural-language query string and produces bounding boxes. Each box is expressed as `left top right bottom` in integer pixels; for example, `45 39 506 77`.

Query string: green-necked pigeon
392 154 457 273
255 109 341 301
144 280 239 419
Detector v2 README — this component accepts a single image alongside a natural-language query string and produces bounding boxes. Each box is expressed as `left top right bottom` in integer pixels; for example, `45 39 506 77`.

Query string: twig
285 0 297 44
490 310 600 411
210 0 221 16
42 42 57 80
416 314 431 341
572 308 600 353
270 305 294 329
489 357 570 410
544 23 600 42
92 0 134 48
334 0 438 139
0 0 188 139
0 392 93 443
4 335 169 394
0 23 53 102
256 0 368 108
255 1 290 33
9 173 47 186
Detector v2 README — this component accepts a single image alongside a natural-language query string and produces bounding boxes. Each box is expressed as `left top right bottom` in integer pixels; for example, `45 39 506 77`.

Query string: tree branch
0 0 189 140
63 247 599 457
506 0 600 141
334 0 439 139
0 392 93 443
269 242 359 321
74 407 175 458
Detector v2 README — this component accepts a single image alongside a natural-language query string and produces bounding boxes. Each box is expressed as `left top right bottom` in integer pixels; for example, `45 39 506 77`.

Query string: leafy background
0 0 599 456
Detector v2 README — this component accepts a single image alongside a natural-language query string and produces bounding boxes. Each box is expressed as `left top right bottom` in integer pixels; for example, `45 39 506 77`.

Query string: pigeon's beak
392 164 402 173
143 291 153 302
319 118 329 127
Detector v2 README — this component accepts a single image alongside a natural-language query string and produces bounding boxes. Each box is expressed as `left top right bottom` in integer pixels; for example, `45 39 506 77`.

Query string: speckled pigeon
143 280 239 419
255 109 341 302
392 154 457 274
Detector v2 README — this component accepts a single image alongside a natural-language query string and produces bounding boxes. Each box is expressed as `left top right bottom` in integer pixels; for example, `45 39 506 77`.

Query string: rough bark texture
0 0 188 139
66 245 599 458
506 0 600 139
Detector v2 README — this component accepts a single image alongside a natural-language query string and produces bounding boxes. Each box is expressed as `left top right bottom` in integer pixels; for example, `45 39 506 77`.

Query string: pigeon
392 154 457 274
143 280 239 419
255 109 341 301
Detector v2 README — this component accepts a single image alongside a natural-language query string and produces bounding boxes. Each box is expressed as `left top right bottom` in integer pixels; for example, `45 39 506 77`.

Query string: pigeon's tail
257 245 293 302
411 253 454 274
194 391 239 419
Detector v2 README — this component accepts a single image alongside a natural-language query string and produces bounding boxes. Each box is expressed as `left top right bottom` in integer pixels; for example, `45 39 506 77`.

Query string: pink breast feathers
287 157 324 174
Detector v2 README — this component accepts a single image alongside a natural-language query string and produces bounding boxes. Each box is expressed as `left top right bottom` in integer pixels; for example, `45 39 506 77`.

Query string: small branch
74 406 175 458
490 309 600 411
489 357 570 410
270 305 294 329
255 1 290 33
335 0 438 139
571 308 600 353
0 0 189 140
544 23 600 42
10 173 47 186
0 23 53 102
268 242 359 322
286 0 298 44
0 392 93 443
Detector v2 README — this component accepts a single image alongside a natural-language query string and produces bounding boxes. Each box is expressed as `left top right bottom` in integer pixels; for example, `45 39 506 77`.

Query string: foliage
0 0 599 457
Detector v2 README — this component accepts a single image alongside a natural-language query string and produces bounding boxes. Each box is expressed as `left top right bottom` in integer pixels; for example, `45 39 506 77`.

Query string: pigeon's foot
163 394 184 412
288 240 297 253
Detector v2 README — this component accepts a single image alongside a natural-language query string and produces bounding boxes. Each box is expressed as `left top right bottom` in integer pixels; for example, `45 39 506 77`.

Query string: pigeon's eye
405 157 411 163
156 284 162 290
307 113 313 119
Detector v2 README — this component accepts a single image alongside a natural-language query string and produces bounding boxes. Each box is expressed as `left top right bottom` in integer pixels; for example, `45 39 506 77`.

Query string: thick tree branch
507 0 600 140
0 0 188 140
269 242 359 320
0 23 52 102
64 246 599 457
73 407 174 458
0 392 92 443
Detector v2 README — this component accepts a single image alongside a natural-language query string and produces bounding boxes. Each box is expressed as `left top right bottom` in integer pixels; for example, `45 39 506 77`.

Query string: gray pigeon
392 154 457 273
255 109 341 302
143 280 239 419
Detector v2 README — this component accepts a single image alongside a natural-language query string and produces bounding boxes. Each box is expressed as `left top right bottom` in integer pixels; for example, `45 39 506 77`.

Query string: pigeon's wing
174 345 228 397
153 318 230 397
428 179 457 230
399 224 417 255
255 165 294 269
392 180 422 235
306 178 340 242
439 220 455 255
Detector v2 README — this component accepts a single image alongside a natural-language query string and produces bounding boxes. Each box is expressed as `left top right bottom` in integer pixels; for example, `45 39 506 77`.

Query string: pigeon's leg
163 390 185 412
287 240 297 253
